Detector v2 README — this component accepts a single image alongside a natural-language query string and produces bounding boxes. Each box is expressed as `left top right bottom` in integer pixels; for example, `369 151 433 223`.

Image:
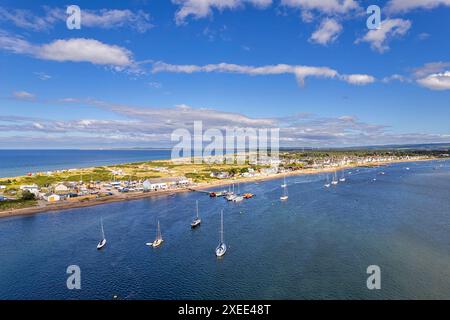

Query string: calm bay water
0 149 172 178
0 160 450 299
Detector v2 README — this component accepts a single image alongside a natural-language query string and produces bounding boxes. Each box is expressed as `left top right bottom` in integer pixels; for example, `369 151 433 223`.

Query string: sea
0 150 449 299
0 149 172 178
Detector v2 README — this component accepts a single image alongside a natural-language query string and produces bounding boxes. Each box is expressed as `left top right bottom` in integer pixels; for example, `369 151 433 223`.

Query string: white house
54 183 69 193
46 194 61 202
143 180 167 190
20 184 40 197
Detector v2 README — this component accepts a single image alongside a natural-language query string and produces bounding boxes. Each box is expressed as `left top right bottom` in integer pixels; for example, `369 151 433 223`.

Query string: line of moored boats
96 199 228 257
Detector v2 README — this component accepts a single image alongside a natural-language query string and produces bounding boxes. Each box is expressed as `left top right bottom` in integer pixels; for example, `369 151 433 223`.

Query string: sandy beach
0 157 437 219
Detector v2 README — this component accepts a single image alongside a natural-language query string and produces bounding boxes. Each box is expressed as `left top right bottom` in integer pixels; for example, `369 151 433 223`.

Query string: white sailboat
324 174 331 188
331 170 339 185
191 200 201 228
233 195 244 202
97 217 106 250
339 171 346 182
226 184 236 201
215 210 227 257
280 178 288 200
147 220 164 247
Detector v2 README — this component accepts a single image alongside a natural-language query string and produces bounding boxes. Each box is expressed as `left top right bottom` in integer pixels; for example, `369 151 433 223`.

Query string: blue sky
0 0 449 148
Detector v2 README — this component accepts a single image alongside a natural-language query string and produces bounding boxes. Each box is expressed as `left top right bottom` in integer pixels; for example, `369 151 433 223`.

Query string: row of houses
12 176 193 203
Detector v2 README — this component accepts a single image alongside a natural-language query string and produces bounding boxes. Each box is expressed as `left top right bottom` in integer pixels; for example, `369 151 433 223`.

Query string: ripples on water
0 160 449 299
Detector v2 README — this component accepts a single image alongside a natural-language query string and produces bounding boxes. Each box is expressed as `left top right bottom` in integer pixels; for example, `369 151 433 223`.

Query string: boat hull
147 239 164 247
191 219 201 228
215 243 227 257
97 239 106 250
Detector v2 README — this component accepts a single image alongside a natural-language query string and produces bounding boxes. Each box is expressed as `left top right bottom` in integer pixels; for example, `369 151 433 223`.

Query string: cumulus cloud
0 32 134 68
0 7 153 32
280 1 362 51
172 0 272 24
152 61 374 86
38 38 133 67
309 18 342 45
385 0 450 14
340 74 376 85
356 18 411 53
417 71 450 90
410 62 450 90
412 61 450 78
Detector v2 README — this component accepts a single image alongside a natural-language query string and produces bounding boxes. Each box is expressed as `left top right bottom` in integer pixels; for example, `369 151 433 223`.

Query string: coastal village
0 150 444 214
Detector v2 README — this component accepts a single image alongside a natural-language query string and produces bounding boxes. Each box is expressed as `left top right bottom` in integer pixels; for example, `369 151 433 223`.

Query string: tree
21 190 36 201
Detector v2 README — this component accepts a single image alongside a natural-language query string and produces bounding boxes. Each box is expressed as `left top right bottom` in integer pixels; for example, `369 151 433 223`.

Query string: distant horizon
1 141 450 151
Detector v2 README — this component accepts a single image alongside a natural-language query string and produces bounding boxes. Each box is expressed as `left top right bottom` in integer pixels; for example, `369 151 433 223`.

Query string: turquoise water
0 149 172 178
0 160 449 299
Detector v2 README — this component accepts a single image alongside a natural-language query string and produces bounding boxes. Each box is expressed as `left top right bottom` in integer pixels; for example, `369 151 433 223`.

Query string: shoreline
0 157 439 219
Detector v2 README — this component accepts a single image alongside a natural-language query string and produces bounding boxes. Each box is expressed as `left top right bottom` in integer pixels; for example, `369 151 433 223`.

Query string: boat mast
220 210 224 243
196 200 199 219
157 221 161 240
101 218 105 239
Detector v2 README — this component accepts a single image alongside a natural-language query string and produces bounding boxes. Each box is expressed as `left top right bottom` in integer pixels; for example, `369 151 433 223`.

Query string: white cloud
172 0 272 24
309 18 342 45
0 32 134 67
417 32 430 40
385 0 450 14
412 61 450 78
382 74 408 83
12 91 35 100
148 81 162 89
340 74 376 85
38 38 133 67
300 10 314 23
0 7 153 32
417 71 450 90
34 72 51 80
58 98 80 103
0 7 58 31
79 9 153 32
356 18 411 53
0 30 35 54
2 100 449 148
152 61 375 86
280 1 361 51
281 0 360 14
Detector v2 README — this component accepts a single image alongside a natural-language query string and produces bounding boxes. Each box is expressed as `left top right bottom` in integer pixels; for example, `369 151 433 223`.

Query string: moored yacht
96 217 106 250
339 171 346 182
147 220 164 248
331 171 339 185
215 210 227 257
191 200 201 228
324 174 331 188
